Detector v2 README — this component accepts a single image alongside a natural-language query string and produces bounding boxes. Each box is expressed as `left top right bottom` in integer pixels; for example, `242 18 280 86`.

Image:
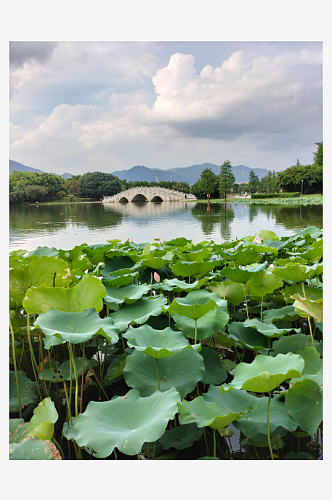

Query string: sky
8 40 323 176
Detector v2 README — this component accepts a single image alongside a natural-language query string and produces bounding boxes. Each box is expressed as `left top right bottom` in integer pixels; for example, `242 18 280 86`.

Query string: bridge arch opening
151 196 163 202
132 194 148 202
119 197 129 203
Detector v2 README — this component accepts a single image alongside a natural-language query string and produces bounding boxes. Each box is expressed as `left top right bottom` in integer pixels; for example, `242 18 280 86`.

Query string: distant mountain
112 163 270 186
9 160 72 179
9 159 43 174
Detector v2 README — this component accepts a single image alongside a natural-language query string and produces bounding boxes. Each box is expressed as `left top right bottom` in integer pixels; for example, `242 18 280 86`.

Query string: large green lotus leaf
102 273 137 288
220 262 268 284
163 277 210 292
293 226 322 239
9 370 38 413
207 280 245 306
290 295 323 323
123 324 199 359
104 283 150 306
123 349 204 398
111 295 167 332
9 419 28 444
140 255 170 270
171 259 217 278
172 305 229 340
231 353 305 393
289 239 323 263
82 244 113 265
173 247 212 262
203 385 257 407
272 263 315 283
26 246 59 257
285 379 323 435
34 308 119 346
23 275 106 314
178 394 250 430
246 271 283 298
100 256 137 279
272 334 322 355
227 322 269 351
40 357 98 383
242 318 300 338
258 230 279 241
282 284 323 303
200 346 228 385
9 435 62 460
72 388 181 457
263 305 299 323
233 396 297 439
290 346 323 385
26 397 58 441
163 289 222 320
9 256 71 308
158 423 204 451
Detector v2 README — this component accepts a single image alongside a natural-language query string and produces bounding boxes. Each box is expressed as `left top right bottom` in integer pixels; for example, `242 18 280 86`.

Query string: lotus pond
9 226 323 460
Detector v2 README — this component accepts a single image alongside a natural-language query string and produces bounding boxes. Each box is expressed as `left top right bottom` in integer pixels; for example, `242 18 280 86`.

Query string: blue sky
8 20 324 177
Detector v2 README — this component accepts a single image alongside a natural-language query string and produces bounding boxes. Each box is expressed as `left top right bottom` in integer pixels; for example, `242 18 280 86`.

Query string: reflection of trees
9 203 124 235
191 203 221 236
191 203 235 241
248 204 261 223
219 203 235 241
258 204 322 230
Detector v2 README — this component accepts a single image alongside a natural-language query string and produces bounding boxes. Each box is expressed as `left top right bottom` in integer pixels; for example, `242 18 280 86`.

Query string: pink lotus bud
129 238 133 242
154 272 160 282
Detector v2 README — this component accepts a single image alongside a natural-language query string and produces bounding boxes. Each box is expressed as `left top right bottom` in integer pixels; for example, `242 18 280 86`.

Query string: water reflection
9 201 322 252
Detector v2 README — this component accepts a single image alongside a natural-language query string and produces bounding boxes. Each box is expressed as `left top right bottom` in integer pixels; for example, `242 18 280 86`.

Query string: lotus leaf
163 277 210 292
200 346 228 385
34 308 119 346
104 283 150 306
173 247 212 262
27 397 58 441
293 226 322 239
242 318 301 338
163 289 221 320
9 418 28 444
258 230 279 241
158 423 204 451
230 353 304 392
290 346 323 385
9 435 62 460
272 334 321 355
263 305 299 323
10 370 38 413
123 324 198 358
178 393 251 430
172 305 229 340
282 284 323 303
23 275 106 315
9 256 71 308
291 295 323 323
71 388 181 457
103 354 126 386
227 322 269 351
285 379 322 435
123 348 204 397
40 357 98 382
207 280 245 306
233 396 297 440
272 263 315 283
172 259 217 278
246 271 283 298
26 246 59 257
111 295 167 332
103 273 138 288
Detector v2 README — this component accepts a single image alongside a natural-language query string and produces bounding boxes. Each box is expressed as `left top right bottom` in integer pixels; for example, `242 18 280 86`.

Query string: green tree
24 185 49 203
313 142 323 167
219 160 235 202
66 179 81 197
79 172 122 200
248 170 260 194
190 168 219 199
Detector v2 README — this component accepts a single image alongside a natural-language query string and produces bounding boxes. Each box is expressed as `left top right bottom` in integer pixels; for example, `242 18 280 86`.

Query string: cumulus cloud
9 43 323 173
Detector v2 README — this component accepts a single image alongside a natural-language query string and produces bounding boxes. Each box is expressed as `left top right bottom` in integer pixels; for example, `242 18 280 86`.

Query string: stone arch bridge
102 186 197 203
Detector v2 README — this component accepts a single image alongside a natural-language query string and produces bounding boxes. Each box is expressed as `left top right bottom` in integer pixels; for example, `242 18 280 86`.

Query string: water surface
9 201 323 252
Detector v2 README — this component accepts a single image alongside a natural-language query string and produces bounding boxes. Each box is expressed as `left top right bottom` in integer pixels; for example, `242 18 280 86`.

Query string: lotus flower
154 272 160 282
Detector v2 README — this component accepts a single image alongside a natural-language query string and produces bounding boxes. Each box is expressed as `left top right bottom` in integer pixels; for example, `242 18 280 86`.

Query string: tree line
9 142 322 204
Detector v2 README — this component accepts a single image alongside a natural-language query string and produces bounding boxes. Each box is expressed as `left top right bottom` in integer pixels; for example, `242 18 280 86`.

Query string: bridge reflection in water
103 201 196 217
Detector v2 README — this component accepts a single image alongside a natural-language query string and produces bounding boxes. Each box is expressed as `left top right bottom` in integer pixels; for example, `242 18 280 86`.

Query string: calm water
9 201 323 252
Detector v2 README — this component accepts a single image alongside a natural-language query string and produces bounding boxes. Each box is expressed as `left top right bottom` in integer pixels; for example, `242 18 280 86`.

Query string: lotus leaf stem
26 313 42 400
79 349 109 400
267 391 274 460
9 315 22 418
194 319 198 344
213 429 217 458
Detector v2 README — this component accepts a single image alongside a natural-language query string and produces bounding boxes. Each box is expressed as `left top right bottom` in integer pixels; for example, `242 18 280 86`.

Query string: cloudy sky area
9 41 323 176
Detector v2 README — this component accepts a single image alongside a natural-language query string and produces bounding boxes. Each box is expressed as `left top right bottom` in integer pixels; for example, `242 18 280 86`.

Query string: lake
9 201 323 252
